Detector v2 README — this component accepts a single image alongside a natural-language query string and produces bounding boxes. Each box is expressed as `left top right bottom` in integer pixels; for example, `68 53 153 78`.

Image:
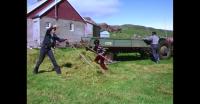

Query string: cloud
68 0 121 18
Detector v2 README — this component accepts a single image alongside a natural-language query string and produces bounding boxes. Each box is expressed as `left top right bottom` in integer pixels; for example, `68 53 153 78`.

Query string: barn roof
27 0 86 23
36 0 62 17
83 17 97 26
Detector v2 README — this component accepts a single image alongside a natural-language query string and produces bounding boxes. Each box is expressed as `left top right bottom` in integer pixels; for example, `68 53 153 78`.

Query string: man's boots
33 66 39 74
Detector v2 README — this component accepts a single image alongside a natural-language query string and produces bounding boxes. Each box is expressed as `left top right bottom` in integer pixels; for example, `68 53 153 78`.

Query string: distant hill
98 23 173 39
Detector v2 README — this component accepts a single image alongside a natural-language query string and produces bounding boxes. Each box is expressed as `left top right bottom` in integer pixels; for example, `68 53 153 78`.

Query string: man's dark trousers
33 47 61 74
151 44 159 62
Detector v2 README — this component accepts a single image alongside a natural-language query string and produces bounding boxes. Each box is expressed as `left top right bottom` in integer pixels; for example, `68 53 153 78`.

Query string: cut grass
27 48 173 104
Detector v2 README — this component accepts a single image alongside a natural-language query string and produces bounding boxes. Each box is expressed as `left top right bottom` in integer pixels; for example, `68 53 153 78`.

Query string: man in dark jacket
33 25 67 74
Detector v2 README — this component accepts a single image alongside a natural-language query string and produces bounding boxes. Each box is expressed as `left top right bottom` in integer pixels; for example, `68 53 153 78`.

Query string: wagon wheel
139 48 150 59
159 40 172 59
104 52 114 64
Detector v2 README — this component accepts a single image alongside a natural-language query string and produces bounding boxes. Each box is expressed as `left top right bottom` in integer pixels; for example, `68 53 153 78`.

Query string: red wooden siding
27 0 85 23
43 0 85 23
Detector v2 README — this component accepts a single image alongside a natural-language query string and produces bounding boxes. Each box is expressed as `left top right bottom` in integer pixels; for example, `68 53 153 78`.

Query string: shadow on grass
60 62 73 68
115 55 149 61
38 70 54 73
38 63 73 73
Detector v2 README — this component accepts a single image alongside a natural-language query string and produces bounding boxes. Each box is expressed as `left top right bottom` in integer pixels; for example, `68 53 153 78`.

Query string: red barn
27 0 88 48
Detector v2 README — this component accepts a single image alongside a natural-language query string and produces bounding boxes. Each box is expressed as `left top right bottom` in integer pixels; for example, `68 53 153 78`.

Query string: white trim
70 23 74 31
36 0 62 17
45 22 52 29
27 0 48 14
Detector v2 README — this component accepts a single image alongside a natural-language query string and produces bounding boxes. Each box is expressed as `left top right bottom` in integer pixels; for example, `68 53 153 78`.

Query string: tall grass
27 48 173 104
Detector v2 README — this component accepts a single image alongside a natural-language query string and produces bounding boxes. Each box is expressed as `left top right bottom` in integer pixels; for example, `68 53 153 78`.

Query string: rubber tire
158 40 172 59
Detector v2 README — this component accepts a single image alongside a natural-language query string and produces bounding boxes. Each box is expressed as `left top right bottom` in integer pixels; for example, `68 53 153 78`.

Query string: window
45 22 51 29
70 23 74 31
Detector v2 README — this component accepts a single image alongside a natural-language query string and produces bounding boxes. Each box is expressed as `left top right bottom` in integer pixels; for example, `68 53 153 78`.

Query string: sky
27 0 173 30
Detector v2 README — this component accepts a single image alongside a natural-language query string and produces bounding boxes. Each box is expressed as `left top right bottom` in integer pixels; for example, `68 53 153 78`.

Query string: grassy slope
27 48 173 104
110 24 173 39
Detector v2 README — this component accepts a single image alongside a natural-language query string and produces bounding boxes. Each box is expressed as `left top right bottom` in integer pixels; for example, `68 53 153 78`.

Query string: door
33 18 40 47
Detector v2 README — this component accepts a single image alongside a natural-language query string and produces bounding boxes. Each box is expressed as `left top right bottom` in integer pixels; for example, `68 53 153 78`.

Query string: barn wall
27 19 34 48
40 17 85 46
85 23 93 37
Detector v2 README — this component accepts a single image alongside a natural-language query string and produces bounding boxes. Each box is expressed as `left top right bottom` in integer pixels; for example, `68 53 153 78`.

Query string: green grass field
27 48 173 104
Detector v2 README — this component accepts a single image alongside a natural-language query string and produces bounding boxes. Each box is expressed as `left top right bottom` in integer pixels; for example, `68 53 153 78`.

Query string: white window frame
45 22 51 29
70 23 74 31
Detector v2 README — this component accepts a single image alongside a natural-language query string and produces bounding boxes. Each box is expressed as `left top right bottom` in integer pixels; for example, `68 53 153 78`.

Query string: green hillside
110 24 173 39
